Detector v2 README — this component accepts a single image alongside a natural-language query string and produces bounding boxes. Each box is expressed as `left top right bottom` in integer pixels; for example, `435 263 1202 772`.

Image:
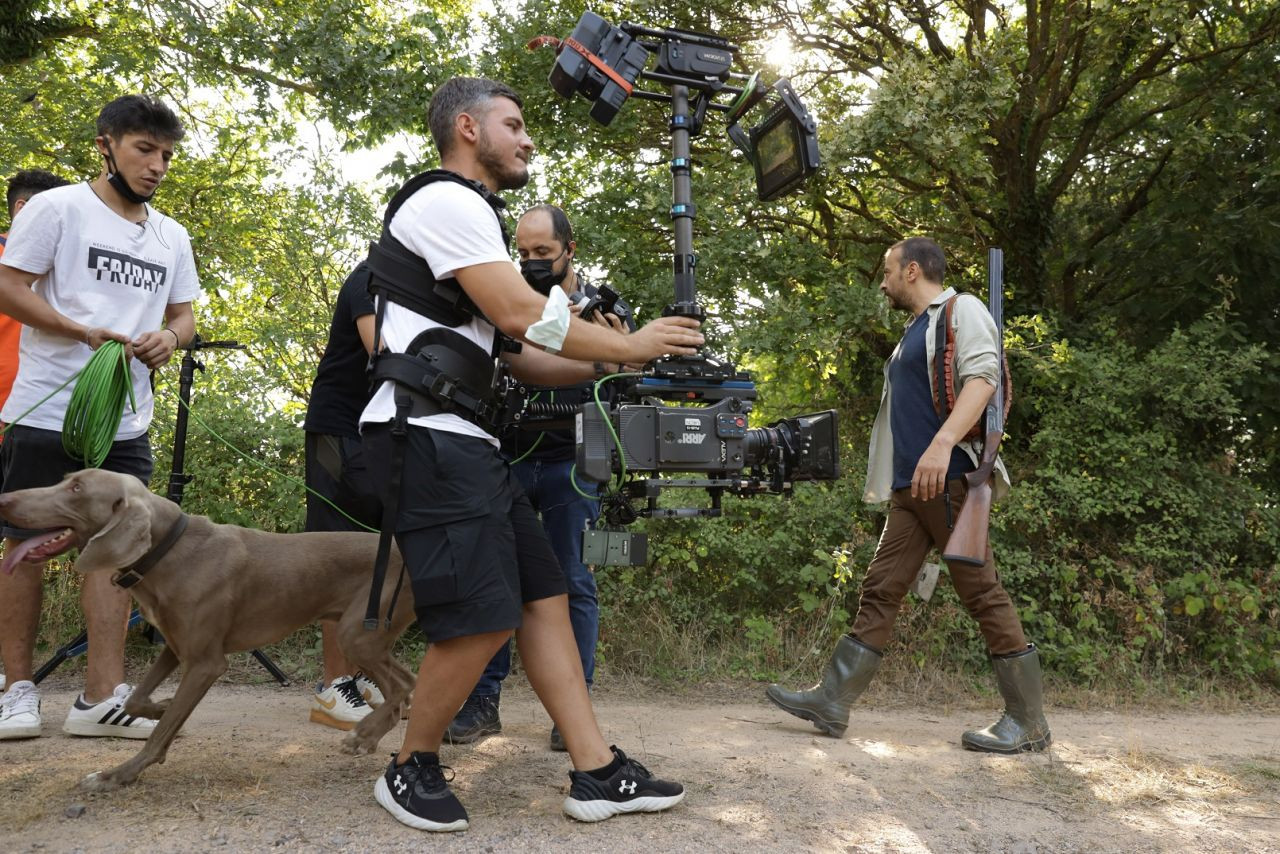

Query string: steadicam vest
364 169 523 434
361 170 525 632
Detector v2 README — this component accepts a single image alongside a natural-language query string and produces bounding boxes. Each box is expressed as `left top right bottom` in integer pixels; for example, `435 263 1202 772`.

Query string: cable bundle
62 340 136 467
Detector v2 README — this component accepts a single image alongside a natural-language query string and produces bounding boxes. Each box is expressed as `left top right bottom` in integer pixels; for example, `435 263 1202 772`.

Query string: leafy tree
3 0 1275 682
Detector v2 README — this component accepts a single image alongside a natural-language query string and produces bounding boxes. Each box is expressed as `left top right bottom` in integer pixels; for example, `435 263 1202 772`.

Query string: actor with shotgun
766 237 1051 753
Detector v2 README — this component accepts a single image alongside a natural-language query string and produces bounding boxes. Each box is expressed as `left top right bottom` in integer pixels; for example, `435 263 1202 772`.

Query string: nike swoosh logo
316 695 337 710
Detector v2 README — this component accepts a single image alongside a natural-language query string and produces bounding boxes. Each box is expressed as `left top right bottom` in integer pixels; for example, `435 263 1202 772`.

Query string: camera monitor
753 106 807 201
740 80 820 202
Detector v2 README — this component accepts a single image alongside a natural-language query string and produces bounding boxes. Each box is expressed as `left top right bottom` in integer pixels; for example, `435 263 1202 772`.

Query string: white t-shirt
359 180 514 445
0 183 200 439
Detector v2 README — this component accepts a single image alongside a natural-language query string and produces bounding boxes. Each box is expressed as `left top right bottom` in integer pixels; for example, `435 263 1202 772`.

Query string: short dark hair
7 169 70 218
427 77 523 159
96 95 185 143
891 236 946 284
522 204 574 248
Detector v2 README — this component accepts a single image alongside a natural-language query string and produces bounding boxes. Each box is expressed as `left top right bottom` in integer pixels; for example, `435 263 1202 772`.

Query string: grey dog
0 468 416 791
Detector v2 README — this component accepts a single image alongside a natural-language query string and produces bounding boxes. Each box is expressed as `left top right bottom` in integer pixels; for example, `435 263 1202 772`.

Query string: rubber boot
961 644 1052 753
765 635 882 737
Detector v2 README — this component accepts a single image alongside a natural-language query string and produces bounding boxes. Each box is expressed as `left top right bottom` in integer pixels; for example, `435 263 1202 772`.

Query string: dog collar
113 513 190 589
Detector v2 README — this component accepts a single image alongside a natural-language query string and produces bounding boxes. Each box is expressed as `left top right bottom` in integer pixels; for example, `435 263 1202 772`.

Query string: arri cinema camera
528 12 838 563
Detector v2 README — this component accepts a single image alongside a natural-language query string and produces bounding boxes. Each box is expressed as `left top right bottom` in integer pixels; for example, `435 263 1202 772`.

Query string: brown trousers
851 480 1027 655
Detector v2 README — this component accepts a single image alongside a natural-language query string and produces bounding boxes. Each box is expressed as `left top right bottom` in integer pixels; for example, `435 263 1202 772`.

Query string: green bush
596 463 874 679
598 309 1278 687
997 310 1279 682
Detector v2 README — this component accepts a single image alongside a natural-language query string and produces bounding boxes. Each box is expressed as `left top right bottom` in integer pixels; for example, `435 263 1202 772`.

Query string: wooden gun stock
942 428 999 566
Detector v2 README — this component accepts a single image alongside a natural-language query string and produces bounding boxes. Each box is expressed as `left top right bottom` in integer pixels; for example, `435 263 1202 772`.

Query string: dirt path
2 677 1278 852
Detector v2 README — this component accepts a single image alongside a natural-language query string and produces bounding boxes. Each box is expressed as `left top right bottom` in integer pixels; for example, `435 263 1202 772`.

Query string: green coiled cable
62 340 137 467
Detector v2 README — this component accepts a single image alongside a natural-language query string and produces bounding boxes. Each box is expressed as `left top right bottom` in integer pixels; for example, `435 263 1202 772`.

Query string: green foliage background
2 0 1276 687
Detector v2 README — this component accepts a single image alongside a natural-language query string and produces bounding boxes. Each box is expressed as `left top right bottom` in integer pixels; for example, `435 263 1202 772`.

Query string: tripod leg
32 630 88 685
250 648 290 686
33 608 154 685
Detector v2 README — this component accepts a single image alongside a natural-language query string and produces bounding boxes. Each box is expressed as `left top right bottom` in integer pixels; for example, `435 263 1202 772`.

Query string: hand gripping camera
529 13 838 563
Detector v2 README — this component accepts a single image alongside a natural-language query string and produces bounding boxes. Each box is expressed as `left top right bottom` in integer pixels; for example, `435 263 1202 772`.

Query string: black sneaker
444 693 500 745
563 745 685 822
373 752 469 832
549 723 567 752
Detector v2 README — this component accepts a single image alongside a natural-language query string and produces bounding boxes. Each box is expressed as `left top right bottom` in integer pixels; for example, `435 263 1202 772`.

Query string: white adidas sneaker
0 679 42 740
63 683 156 739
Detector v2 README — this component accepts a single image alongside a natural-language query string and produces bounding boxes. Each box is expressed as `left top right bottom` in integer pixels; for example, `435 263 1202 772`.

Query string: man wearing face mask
0 95 198 741
446 204 634 751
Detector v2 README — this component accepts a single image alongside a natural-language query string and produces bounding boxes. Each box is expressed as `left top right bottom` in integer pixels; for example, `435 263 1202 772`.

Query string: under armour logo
618 780 637 795
394 774 407 795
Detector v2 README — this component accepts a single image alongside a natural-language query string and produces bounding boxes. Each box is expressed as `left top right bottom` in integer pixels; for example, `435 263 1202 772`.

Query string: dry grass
24 578 1280 716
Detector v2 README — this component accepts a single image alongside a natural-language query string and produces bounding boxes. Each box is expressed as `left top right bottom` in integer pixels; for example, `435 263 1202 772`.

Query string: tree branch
157 37 319 95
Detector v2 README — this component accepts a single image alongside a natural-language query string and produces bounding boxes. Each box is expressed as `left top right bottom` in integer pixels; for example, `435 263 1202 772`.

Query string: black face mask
102 139 155 205
520 249 569 296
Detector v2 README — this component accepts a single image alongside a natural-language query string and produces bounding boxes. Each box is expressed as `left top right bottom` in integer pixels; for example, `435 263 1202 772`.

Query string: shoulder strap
934 293 1013 442
368 169 514 329
382 168 510 248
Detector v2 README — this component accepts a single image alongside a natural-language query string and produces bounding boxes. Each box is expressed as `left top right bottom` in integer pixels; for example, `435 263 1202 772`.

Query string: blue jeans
474 458 600 695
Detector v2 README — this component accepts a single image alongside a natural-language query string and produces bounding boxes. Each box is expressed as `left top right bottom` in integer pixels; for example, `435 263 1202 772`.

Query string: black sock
585 751 623 780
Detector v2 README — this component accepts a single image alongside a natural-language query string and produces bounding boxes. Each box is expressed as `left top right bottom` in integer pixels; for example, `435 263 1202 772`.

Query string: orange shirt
0 233 18 413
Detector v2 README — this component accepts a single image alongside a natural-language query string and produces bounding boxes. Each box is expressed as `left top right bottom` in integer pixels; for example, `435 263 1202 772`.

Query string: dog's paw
341 733 377 756
125 698 169 720
81 771 127 793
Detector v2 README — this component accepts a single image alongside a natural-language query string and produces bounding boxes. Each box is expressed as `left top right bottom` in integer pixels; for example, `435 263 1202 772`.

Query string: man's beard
881 287 907 311
477 130 529 191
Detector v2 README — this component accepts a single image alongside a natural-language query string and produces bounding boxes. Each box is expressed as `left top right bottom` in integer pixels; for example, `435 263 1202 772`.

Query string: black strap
365 394 412 630
113 513 189 589
366 238 482 328
384 546 409 633
369 354 496 425
365 168 509 331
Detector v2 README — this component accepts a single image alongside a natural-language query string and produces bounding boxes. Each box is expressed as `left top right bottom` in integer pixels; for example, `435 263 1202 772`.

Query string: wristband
165 328 181 349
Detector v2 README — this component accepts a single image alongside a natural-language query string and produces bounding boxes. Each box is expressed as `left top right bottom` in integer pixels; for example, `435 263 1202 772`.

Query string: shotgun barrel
942 248 1004 567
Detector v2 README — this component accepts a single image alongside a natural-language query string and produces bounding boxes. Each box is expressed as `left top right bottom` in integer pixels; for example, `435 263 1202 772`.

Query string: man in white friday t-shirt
0 95 199 742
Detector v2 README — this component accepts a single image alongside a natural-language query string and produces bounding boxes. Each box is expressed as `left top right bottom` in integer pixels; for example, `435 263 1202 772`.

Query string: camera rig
527 12 838 561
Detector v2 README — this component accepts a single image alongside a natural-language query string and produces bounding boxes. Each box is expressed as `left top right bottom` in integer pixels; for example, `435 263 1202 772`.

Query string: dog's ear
75 494 153 574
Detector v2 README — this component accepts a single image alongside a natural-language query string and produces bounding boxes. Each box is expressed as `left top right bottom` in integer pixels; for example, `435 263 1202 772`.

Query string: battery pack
581 529 648 566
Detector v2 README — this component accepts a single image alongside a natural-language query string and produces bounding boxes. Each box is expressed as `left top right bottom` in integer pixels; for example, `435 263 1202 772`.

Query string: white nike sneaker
354 672 385 707
310 675 371 731
0 679 42 740
63 683 156 739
